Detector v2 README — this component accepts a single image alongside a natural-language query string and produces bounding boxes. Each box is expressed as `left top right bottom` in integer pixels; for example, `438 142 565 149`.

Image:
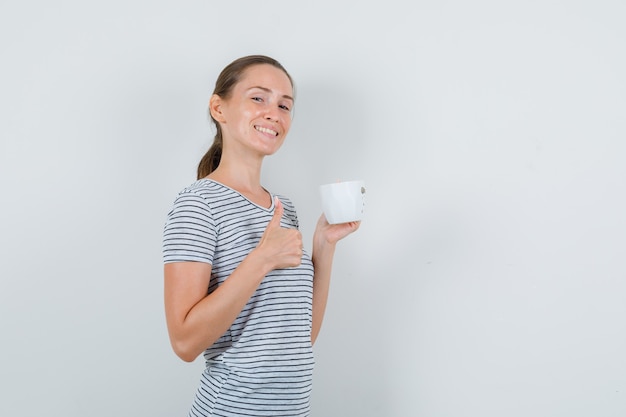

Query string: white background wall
1 1 625 416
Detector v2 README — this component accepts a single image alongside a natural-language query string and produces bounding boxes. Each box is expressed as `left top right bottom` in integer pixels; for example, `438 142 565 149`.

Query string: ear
209 94 226 123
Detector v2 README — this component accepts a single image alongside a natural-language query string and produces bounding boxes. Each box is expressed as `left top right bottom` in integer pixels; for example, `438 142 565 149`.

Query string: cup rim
320 179 364 188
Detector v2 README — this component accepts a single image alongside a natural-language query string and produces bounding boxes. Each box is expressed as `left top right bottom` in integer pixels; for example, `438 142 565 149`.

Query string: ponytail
197 127 223 179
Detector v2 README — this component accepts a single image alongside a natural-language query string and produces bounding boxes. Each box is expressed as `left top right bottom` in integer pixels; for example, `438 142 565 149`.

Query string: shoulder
170 179 237 209
176 179 224 200
165 180 223 225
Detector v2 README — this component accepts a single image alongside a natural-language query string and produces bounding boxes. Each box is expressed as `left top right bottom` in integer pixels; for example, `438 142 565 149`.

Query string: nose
264 106 280 123
265 113 279 124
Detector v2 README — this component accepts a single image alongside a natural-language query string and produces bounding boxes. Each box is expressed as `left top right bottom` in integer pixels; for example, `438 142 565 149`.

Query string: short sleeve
162 191 217 264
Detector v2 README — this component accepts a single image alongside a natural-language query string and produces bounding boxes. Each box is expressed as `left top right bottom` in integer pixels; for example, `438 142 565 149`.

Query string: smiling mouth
254 125 278 136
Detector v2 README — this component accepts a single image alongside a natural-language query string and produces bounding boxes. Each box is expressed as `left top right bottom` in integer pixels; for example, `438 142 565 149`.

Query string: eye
279 104 291 111
251 97 263 102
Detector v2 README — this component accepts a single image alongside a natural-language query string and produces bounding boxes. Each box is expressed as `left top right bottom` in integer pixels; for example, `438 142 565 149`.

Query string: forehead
237 64 293 97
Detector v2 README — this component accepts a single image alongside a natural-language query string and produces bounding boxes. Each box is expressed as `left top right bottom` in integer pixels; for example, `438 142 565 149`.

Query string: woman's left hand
314 214 361 246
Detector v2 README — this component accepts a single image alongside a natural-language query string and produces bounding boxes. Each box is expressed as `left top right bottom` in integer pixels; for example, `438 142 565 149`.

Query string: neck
207 157 273 209
208 154 264 194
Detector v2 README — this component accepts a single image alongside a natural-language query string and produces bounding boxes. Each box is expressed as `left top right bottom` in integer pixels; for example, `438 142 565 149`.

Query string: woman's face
213 64 294 158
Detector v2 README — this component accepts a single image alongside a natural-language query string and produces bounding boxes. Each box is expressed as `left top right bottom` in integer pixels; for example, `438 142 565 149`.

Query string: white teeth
255 126 278 136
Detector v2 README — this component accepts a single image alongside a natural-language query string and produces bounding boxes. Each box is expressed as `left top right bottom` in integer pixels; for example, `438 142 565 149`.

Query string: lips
254 125 278 136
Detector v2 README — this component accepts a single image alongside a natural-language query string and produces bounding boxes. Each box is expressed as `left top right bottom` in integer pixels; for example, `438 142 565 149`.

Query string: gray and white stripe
164 179 314 417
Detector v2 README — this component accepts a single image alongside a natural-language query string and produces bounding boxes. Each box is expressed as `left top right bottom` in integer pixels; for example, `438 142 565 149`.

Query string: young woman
162 55 360 416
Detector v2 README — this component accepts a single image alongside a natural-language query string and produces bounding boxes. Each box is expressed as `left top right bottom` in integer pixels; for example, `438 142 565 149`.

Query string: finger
267 197 284 230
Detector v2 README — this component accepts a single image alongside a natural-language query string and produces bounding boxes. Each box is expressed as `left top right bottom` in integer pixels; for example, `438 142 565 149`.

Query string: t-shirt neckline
200 178 275 212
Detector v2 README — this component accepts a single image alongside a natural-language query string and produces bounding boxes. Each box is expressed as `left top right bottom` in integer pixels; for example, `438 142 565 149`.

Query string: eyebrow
247 86 294 102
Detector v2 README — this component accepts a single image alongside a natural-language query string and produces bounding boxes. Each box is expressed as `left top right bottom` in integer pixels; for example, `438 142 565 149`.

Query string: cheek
282 117 292 133
233 108 256 132
239 106 256 120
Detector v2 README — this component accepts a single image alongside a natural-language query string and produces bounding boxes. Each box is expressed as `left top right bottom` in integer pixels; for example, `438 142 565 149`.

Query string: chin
258 141 285 156
263 148 282 157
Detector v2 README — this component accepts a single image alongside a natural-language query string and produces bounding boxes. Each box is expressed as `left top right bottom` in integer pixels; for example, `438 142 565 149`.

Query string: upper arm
162 189 217 340
163 261 212 336
163 190 217 264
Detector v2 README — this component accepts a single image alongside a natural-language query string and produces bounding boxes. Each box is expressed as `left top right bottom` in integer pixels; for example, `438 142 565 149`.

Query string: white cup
319 180 366 224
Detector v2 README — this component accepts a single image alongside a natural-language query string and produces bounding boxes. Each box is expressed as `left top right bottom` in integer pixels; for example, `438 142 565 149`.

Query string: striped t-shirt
163 179 315 417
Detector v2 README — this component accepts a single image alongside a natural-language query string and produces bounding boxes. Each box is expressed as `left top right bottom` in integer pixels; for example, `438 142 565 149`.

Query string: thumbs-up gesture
256 197 303 270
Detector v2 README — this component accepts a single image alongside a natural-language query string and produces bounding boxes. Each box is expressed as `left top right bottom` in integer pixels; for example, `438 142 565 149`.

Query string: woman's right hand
255 197 303 271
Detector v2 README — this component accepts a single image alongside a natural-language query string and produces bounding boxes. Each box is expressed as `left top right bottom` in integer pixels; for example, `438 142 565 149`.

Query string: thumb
267 197 284 230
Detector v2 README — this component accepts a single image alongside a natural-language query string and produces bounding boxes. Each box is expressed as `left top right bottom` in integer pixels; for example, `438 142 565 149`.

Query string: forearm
310 239 337 345
167 251 272 361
